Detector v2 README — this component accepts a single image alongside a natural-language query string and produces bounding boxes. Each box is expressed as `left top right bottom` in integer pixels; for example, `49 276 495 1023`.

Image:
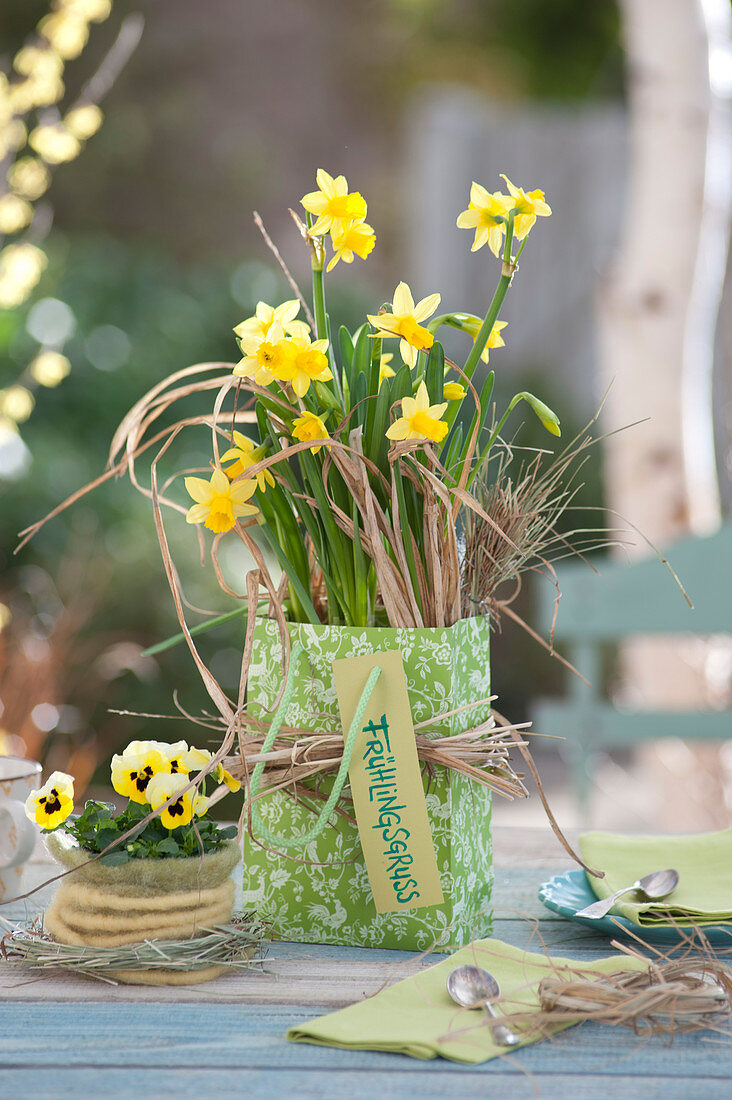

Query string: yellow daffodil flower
220 431 275 491
501 175 551 240
146 772 209 830
386 381 448 445
443 382 465 401
233 322 295 386
456 183 512 256
301 169 367 236
233 300 309 348
24 771 74 829
327 219 376 271
185 468 259 534
462 316 508 364
283 336 332 397
111 746 167 804
378 353 395 390
367 282 441 369
292 411 330 454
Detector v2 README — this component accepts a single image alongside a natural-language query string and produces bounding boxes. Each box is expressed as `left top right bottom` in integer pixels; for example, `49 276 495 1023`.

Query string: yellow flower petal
392 281 415 316
413 292 441 322
184 476 214 504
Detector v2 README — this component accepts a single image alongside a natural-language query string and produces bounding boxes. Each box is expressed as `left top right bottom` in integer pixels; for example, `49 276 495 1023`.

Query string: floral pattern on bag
241 617 493 950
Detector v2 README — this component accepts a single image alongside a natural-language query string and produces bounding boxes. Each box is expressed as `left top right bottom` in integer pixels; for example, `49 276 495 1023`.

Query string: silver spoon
447 964 521 1046
575 868 680 919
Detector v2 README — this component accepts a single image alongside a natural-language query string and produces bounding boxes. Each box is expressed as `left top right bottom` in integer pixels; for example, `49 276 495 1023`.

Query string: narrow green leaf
257 524 320 625
142 606 250 657
425 340 445 405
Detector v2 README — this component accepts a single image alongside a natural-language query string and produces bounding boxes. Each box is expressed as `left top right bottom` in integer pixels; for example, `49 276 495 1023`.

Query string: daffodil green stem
461 209 516 383
305 212 344 406
485 392 524 451
312 265 327 341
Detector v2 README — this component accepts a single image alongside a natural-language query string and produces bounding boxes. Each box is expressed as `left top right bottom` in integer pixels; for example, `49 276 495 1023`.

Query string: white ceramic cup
0 756 42 903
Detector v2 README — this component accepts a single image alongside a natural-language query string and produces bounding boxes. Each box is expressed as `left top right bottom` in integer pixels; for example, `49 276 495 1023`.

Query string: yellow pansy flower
147 741 192 774
443 382 465 401
179 746 242 793
146 772 209 830
501 175 552 240
214 763 241 792
24 771 74 829
378 353 395 390
233 300 309 349
119 739 203 777
111 746 167 804
220 431 275 491
326 219 376 272
292 411 330 454
283 336 332 397
301 169 367 236
185 468 259 534
386 381 448 445
456 183 512 256
233 322 294 386
367 282 441 369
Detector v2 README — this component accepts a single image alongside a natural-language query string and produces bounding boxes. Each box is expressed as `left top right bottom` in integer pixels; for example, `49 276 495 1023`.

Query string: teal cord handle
248 642 381 849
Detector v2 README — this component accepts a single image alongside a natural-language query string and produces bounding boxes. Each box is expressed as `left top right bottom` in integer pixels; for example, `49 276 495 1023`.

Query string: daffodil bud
511 391 561 437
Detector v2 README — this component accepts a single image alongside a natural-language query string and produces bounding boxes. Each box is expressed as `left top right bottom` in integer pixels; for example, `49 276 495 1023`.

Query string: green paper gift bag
241 616 493 951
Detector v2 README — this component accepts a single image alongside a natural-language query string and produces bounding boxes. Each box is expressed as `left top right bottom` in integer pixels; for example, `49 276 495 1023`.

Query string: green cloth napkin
580 828 732 926
287 937 646 1063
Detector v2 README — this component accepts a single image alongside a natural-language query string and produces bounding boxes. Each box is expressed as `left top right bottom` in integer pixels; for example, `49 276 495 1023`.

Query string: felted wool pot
44 833 241 984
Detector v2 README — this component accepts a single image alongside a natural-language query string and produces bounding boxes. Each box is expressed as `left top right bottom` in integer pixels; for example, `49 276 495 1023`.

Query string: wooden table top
1 825 729 1099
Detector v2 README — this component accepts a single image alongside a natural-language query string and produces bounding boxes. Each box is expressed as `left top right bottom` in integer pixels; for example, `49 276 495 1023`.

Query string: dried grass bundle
489 933 732 1042
461 421 619 620
537 959 732 1036
1 915 266 985
227 704 530 802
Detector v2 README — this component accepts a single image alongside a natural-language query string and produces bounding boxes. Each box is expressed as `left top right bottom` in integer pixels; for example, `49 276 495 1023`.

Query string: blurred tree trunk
597 0 732 827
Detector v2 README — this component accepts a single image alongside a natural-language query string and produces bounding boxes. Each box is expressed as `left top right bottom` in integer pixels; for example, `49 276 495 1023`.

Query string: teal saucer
539 869 732 946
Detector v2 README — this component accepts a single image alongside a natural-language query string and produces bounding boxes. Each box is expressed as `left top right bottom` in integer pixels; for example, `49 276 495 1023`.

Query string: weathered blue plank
0 1003 728 1081
0 1068 728 1100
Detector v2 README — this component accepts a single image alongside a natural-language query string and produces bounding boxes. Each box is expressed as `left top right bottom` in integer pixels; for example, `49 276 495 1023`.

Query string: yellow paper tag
332 649 444 914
